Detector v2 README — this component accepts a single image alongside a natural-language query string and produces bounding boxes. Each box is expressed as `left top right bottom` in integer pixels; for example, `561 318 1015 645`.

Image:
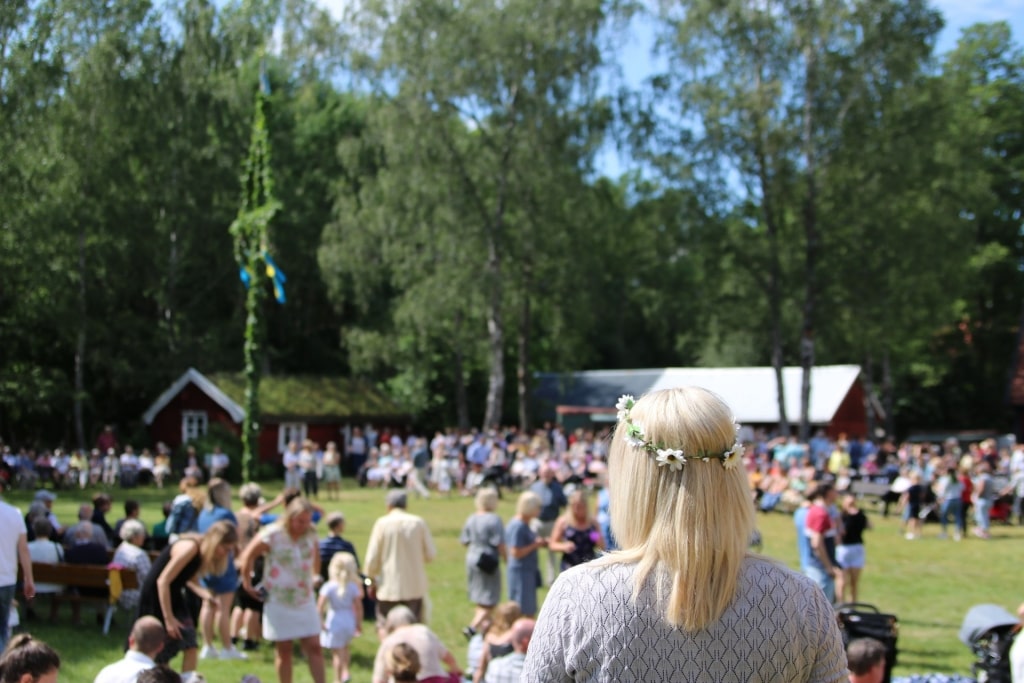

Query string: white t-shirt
0 502 27 586
1011 627 1024 683
27 540 63 593
92 650 156 683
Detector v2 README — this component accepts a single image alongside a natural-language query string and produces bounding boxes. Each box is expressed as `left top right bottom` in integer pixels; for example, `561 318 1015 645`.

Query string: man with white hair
365 490 436 631
32 490 63 539
371 606 461 683
64 503 110 549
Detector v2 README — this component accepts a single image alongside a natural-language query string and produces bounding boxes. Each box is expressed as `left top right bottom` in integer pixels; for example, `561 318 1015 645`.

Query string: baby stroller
836 603 899 683
959 603 1020 683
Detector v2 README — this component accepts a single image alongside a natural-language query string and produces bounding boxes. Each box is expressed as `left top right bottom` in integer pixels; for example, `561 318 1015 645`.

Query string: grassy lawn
8 482 1020 681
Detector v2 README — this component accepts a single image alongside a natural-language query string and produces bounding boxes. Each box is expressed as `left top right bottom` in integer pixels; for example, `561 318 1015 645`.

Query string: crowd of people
2 399 1024 682
773 433 1024 607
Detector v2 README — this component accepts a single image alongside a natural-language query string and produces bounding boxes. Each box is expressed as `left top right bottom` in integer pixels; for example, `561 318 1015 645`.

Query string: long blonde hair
598 387 755 632
328 551 358 596
197 520 238 576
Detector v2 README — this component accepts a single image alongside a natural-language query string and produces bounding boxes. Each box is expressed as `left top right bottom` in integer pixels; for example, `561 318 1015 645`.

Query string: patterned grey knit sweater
521 555 847 683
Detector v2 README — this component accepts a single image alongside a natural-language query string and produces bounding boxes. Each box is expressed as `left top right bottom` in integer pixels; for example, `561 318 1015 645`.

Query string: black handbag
476 550 499 574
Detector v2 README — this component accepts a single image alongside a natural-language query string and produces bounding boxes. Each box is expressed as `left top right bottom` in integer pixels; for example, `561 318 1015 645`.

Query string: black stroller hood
959 604 1019 646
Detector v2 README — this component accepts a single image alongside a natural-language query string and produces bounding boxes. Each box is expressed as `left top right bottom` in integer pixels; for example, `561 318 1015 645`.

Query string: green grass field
8 482 1021 681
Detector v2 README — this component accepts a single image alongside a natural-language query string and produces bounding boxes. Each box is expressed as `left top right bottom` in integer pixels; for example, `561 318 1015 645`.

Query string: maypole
229 61 285 483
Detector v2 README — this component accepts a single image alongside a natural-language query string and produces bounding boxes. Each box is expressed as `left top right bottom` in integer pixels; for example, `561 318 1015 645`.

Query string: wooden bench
27 563 138 634
848 479 894 508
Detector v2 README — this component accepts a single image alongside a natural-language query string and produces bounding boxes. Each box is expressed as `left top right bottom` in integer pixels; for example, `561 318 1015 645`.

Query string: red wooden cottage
143 368 408 462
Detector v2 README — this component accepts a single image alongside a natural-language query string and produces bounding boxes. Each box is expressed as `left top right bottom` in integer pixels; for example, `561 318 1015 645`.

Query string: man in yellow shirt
365 490 436 635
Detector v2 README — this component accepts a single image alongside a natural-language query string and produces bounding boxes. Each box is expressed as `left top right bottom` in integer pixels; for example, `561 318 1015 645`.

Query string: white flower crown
615 394 743 471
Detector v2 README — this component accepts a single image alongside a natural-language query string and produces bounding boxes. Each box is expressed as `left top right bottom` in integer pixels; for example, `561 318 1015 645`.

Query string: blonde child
318 552 363 683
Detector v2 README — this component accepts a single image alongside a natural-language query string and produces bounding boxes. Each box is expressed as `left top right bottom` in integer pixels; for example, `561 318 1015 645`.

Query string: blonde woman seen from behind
837 493 870 604
521 388 847 683
505 492 546 618
460 487 506 639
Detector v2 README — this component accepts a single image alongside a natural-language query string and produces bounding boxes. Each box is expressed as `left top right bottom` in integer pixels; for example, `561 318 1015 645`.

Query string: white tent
535 364 863 427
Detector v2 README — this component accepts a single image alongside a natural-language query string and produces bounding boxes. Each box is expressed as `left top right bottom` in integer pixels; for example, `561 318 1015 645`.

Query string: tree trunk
882 350 894 437
453 310 470 431
73 226 87 449
164 205 178 353
799 329 814 442
517 287 531 433
862 354 876 438
483 132 514 429
798 27 820 444
483 239 505 429
753 56 789 439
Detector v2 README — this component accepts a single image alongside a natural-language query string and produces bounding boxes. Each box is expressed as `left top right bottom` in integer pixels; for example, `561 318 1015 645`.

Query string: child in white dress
318 552 363 683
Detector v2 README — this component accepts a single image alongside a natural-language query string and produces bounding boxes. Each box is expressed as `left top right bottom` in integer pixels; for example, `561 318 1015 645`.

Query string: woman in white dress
521 388 847 683
240 497 325 683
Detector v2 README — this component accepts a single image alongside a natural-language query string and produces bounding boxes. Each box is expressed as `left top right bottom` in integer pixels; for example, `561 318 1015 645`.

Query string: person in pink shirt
804 483 840 603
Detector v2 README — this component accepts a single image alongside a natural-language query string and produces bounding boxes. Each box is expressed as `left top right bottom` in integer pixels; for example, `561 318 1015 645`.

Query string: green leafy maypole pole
229 62 284 483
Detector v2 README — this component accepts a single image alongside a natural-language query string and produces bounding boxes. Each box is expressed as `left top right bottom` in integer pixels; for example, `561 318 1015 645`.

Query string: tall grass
7 482 1020 681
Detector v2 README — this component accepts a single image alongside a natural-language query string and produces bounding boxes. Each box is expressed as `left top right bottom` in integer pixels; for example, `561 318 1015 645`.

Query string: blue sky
614 0 1024 87
933 0 1024 52
317 0 1023 176
600 0 1024 176
318 0 1024 72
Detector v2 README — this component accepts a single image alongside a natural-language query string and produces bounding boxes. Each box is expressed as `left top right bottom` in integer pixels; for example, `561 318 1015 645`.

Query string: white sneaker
219 646 248 660
954 532 962 541
199 645 219 660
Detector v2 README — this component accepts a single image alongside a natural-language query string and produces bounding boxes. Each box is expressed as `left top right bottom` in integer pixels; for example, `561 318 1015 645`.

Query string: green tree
652 0 944 438
326 0 612 428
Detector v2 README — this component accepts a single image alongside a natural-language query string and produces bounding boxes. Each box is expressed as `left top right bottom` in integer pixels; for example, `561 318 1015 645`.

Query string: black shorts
236 585 264 613
156 615 197 664
235 555 265 612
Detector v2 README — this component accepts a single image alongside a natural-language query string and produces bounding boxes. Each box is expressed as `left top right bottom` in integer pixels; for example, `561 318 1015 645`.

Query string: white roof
142 367 246 425
646 365 862 424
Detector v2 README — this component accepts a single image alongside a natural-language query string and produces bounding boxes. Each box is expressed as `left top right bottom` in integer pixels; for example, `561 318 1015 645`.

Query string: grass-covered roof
208 373 405 421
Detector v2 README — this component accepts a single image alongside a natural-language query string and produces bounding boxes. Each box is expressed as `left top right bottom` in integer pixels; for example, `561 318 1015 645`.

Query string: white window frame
278 422 308 454
181 410 208 444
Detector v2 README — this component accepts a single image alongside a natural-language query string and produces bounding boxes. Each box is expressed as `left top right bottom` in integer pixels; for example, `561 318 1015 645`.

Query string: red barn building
143 368 407 462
